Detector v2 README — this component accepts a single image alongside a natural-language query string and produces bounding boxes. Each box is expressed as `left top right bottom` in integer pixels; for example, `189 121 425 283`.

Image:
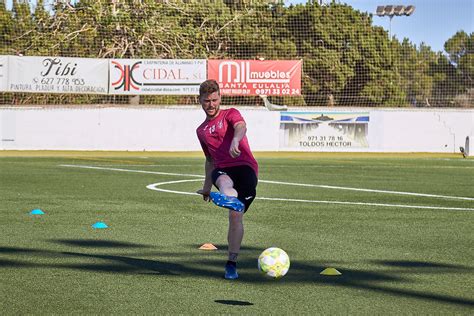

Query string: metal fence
0 0 472 107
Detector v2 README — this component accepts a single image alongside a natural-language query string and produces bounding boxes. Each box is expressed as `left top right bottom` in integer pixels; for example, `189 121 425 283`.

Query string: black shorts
211 165 258 212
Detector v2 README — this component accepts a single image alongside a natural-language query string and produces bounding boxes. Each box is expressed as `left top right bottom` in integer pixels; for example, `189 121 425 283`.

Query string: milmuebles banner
208 59 302 96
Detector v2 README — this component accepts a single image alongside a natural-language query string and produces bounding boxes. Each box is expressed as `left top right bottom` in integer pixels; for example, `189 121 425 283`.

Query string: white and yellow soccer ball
258 247 290 278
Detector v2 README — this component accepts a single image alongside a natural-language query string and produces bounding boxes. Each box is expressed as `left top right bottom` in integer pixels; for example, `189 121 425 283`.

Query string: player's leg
228 209 244 258
214 173 243 279
215 174 238 198
221 166 258 279
225 210 244 279
210 171 245 212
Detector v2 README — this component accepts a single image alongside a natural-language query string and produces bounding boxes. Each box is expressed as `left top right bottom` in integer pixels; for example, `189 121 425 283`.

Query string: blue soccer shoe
209 192 245 212
224 263 239 280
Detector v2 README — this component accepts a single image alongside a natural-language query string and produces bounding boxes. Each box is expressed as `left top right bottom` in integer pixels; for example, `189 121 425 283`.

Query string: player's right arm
197 155 214 201
196 131 214 201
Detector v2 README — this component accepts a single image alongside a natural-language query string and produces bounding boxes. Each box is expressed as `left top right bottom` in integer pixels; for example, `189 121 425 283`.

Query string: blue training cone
92 221 108 229
30 209 45 215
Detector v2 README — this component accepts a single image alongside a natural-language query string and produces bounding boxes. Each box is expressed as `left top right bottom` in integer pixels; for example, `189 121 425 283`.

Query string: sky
288 0 473 52
5 0 473 53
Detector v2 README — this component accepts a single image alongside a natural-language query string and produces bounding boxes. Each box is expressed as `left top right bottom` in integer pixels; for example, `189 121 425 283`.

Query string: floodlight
375 4 415 38
384 5 394 16
376 5 385 16
394 5 405 15
404 5 415 16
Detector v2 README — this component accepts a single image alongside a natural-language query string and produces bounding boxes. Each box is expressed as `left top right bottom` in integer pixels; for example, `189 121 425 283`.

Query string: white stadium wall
0 106 472 153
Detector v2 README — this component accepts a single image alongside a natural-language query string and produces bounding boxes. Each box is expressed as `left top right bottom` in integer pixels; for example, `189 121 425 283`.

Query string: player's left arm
229 121 246 158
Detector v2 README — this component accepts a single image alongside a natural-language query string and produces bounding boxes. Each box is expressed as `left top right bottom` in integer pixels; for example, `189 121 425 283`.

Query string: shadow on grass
0 246 46 254
60 251 215 277
53 239 153 249
0 258 37 267
2 242 474 308
371 259 471 270
189 243 262 251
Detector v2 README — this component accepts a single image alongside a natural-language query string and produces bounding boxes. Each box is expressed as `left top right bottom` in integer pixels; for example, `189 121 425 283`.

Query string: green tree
284 3 407 106
11 0 34 55
429 31 473 107
0 1 14 55
444 31 473 91
394 40 437 106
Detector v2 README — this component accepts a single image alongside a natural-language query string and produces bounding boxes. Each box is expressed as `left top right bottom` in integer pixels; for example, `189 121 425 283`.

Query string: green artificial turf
1 152 473 314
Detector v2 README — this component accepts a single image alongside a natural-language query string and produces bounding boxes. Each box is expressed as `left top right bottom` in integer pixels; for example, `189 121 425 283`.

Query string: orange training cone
199 243 218 250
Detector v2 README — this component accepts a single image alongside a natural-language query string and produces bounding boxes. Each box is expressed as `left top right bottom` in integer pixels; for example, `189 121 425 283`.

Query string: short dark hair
199 79 220 98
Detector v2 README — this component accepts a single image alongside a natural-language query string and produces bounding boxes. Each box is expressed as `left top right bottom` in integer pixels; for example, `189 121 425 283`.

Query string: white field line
60 164 474 202
262 180 474 201
145 179 474 211
60 164 203 178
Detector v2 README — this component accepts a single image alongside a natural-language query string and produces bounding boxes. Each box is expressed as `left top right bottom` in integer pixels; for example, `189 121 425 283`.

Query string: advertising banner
208 60 302 96
0 56 7 92
8 56 108 94
280 111 370 150
109 59 206 95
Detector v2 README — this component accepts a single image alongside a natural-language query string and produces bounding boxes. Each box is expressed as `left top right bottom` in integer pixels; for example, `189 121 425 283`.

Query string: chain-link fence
0 0 472 107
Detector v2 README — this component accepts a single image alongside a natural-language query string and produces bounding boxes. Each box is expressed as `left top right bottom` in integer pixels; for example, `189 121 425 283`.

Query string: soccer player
196 79 258 280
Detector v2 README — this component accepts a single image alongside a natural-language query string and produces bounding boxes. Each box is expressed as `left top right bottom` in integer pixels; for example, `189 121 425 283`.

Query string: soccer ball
258 247 290 278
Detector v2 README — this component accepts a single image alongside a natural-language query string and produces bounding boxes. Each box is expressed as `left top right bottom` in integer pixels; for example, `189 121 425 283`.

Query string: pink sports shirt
196 108 258 176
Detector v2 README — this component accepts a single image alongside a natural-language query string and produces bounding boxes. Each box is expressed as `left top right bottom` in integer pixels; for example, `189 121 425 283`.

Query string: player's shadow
214 300 254 306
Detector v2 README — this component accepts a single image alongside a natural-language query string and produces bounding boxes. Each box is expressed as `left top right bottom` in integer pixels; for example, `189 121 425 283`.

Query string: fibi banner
0 56 7 92
109 59 206 95
208 59 302 96
8 56 108 94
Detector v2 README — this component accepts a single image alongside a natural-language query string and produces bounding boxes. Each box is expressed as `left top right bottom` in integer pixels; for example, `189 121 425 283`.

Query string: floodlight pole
388 16 393 39
375 5 416 101
376 5 415 40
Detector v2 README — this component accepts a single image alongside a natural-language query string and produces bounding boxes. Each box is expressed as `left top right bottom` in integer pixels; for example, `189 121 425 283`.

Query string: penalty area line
146 179 474 212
